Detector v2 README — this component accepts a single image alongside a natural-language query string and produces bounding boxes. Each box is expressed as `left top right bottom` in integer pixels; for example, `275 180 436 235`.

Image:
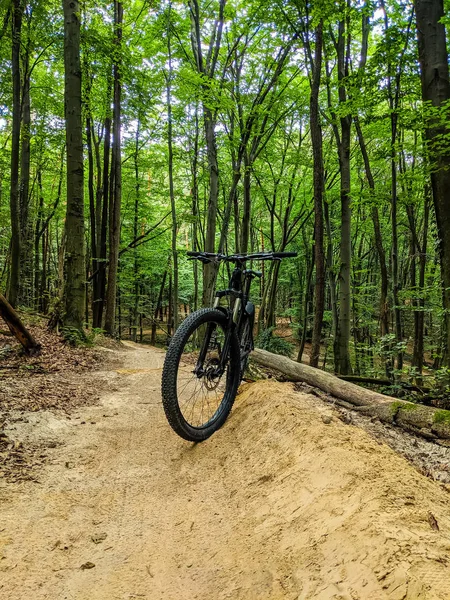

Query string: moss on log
252 348 450 443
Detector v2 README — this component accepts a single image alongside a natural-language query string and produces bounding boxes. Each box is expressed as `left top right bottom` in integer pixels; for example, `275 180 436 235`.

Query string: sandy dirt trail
1 343 450 600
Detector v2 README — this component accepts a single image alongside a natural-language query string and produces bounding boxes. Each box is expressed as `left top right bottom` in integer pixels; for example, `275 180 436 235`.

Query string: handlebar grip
186 251 200 257
272 252 298 258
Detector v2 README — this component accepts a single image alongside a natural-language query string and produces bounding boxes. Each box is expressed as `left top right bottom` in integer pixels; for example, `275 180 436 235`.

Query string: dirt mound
218 381 450 599
1 347 449 600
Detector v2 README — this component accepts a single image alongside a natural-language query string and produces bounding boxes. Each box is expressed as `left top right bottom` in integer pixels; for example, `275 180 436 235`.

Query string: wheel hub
203 357 221 390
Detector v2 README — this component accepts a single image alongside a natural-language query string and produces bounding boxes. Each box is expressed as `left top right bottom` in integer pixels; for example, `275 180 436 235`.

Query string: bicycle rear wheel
161 308 241 442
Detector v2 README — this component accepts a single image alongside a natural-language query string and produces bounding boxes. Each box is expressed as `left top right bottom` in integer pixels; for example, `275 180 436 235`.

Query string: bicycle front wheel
161 308 241 442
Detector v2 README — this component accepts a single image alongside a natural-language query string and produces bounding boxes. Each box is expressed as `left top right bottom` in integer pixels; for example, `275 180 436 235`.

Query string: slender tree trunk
19 46 31 303
166 12 179 332
323 199 338 340
266 259 281 329
191 106 200 312
415 194 430 375
309 21 325 368
297 244 315 362
202 108 219 306
167 272 172 341
333 13 352 375
257 261 273 334
86 115 97 327
390 110 402 371
151 267 168 345
8 0 23 307
63 0 85 330
354 116 392 376
34 170 44 309
93 115 111 328
41 227 49 313
240 152 251 254
104 1 123 335
131 120 140 342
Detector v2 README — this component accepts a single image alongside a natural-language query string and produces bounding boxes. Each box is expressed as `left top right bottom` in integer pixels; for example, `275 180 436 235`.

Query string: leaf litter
0 317 119 482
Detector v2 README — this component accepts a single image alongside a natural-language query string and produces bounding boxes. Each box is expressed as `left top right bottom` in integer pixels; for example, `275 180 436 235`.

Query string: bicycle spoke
175 318 228 429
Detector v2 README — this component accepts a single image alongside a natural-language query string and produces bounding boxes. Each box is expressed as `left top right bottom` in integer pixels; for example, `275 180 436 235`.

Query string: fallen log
338 374 429 394
0 293 41 356
252 348 450 444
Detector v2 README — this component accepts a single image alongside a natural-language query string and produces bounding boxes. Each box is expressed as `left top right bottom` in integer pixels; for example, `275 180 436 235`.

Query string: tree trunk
266 259 282 329
323 198 338 339
0 292 40 355
297 244 315 362
63 0 85 330
330 11 352 375
202 108 219 307
240 152 251 254
92 115 111 329
414 0 450 366
167 272 173 341
191 105 200 312
86 117 96 278
166 13 179 332
309 21 325 369
413 192 430 375
131 120 140 342
151 267 168 345
104 1 123 335
8 0 23 307
19 45 31 303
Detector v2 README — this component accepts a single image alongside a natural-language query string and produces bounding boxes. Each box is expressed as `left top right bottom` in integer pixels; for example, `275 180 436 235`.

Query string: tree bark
131 119 140 342
8 0 23 307
104 1 123 335
92 114 111 329
329 11 352 375
414 0 450 366
0 292 40 355
240 152 251 254
297 244 315 362
151 267 168 345
309 21 325 368
166 9 179 332
19 35 31 303
63 0 86 330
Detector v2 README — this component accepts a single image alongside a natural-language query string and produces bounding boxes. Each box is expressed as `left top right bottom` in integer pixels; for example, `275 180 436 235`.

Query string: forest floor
1 341 450 599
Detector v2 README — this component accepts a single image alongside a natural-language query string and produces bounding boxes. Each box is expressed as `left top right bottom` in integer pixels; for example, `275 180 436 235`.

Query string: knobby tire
161 308 241 442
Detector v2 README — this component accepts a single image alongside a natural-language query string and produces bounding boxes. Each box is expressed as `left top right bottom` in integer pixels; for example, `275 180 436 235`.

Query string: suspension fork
194 307 236 377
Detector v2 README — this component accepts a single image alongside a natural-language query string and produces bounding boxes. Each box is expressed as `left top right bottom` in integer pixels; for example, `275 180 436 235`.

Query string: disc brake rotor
203 357 221 390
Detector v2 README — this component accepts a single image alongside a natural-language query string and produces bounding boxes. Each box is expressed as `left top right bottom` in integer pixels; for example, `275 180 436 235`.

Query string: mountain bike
161 250 297 442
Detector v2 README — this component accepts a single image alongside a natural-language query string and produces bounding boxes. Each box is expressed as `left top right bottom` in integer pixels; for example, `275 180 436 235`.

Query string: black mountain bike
161 250 297 442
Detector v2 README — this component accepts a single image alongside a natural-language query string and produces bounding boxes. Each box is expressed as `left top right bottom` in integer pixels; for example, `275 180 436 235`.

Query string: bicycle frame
195 263 254 377
187 251 296 379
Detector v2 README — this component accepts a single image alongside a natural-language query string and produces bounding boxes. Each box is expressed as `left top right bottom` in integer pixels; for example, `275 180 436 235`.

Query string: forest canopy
1 0 450 388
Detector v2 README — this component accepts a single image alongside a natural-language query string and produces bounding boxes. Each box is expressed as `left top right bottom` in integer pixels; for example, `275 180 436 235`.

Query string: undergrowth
255 327 294 357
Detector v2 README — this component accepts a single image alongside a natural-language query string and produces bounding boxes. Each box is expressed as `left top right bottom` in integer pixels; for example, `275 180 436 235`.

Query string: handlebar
272 252 298 258
186 251 297 263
